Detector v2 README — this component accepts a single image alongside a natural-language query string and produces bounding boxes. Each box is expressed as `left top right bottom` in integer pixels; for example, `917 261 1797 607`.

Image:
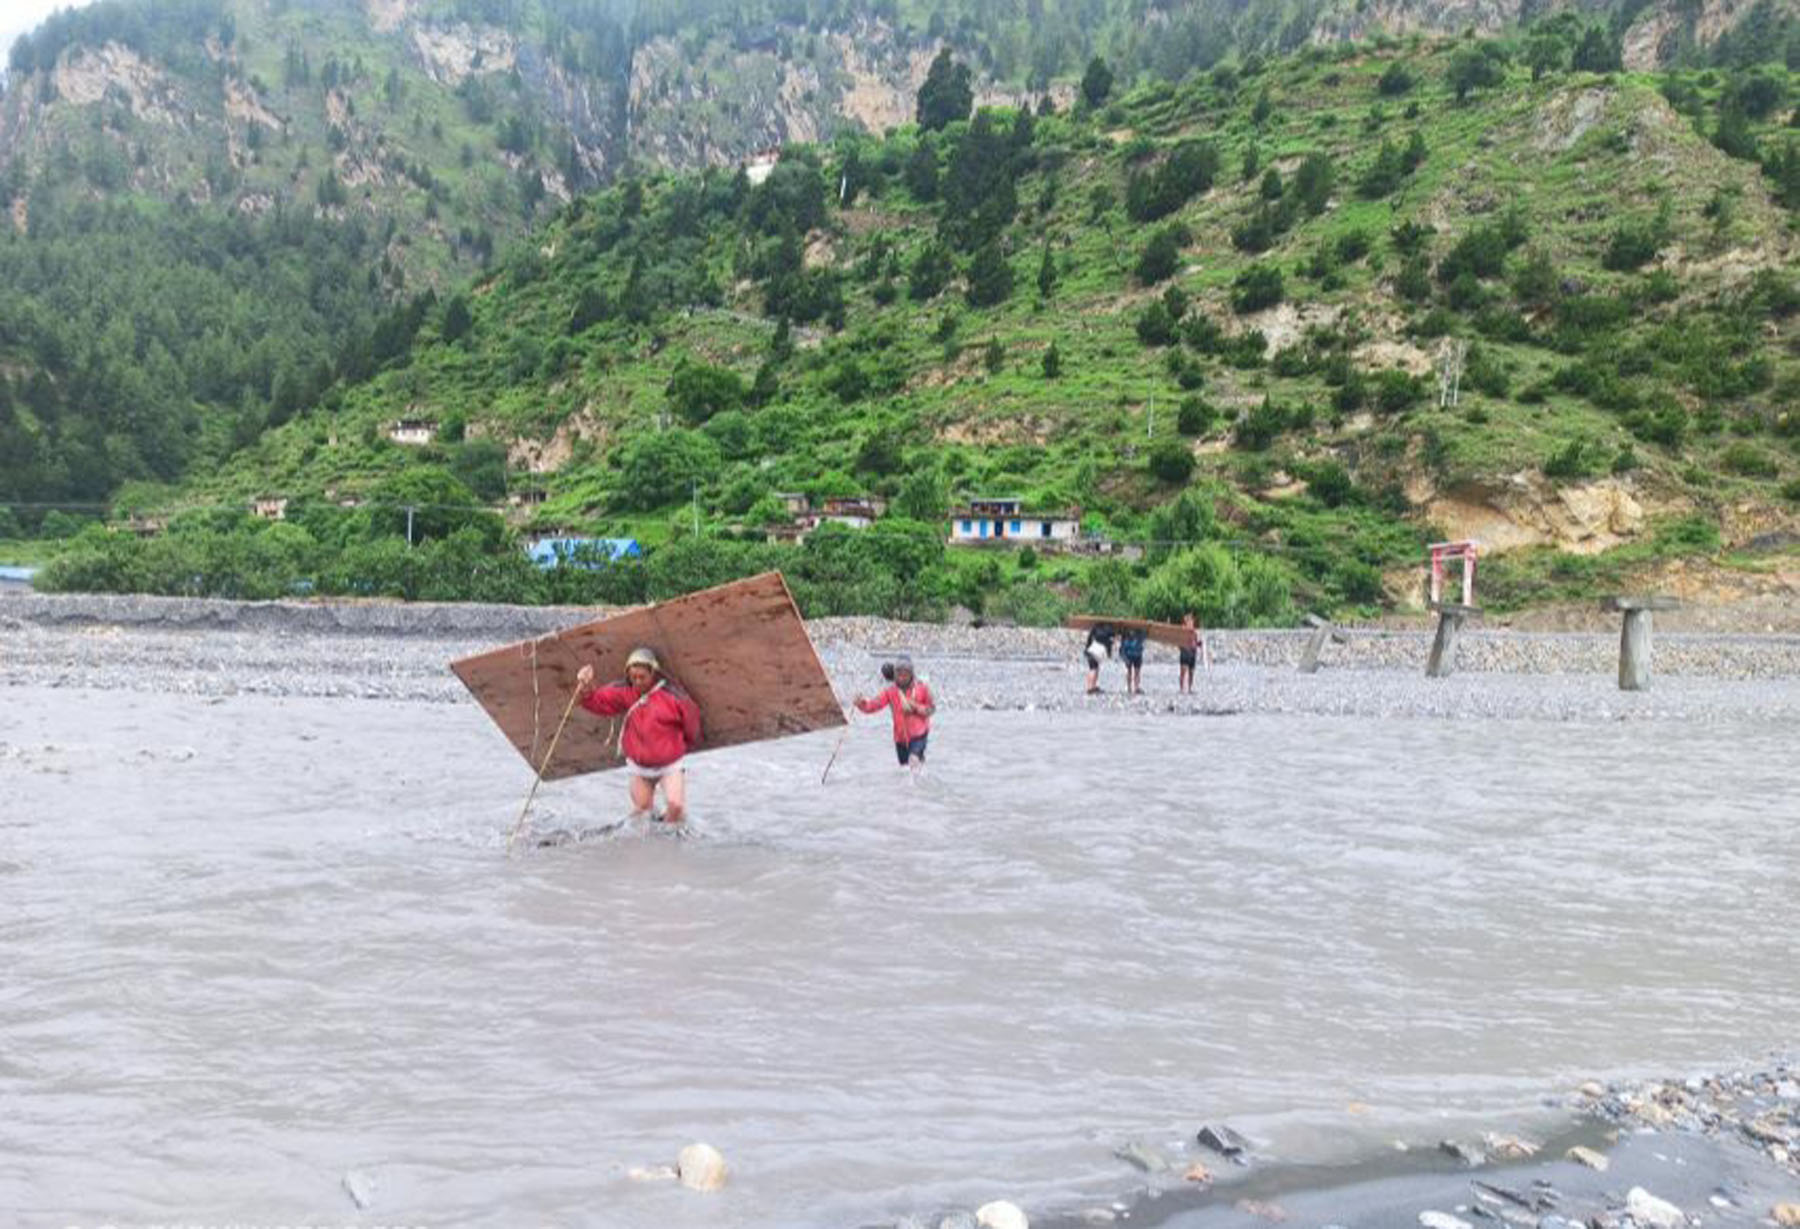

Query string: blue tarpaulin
526 538 642 569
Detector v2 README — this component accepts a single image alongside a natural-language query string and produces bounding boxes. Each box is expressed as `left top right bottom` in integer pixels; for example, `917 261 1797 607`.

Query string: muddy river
2 687 1793 1227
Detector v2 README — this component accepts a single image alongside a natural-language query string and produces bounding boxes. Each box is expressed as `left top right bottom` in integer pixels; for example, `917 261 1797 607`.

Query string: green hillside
34 26 1800 622
1 0 1794 516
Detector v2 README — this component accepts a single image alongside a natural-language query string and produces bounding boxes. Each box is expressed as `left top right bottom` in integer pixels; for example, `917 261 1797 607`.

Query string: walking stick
507 680 584 856
820 710 853 785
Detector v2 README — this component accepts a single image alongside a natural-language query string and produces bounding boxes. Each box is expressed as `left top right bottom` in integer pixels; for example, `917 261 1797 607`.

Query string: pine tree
1042 340 1062 378
1081 56 1114 109
916 49 974 132
965 240 1014 308
1036 242 1058 299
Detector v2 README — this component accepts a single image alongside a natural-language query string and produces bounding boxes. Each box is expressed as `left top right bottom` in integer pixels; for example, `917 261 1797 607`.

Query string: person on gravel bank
855 655 934 770
1084 624 1115 694
1120 625 1146 695
1179 612 1205 694
575 647 701 824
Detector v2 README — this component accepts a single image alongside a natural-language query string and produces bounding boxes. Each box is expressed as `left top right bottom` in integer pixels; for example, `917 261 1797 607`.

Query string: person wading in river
1083 623 1115 694
855 655 934 770
575 647 701 823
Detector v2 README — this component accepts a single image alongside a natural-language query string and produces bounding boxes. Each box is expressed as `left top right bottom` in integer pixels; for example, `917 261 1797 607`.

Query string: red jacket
580 681 701 768
856 680 933 743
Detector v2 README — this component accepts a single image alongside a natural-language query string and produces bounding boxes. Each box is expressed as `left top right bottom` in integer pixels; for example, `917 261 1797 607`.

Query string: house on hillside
122 516 167 538
949 497 1081 547
763 493 885 543
525 537 642 569
388 418 437 446
251 497 289 521
743 147 781 186
816 496 886 529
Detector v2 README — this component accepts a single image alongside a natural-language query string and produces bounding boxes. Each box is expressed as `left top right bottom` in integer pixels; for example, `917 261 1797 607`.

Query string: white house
388 418 437 446
949 498 1081 547
744 148 781 186
251 497 289 520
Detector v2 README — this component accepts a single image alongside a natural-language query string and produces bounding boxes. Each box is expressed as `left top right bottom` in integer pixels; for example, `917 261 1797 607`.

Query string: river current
2 686 1793 1227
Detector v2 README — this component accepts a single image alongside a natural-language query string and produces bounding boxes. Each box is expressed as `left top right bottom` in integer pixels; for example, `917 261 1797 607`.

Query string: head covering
625 647 661 673
893 654 914 676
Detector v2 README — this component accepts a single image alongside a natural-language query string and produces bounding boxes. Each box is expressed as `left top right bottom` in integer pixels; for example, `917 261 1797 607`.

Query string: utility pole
1147 392 1155 439
691 479 700 537
405 505 415 547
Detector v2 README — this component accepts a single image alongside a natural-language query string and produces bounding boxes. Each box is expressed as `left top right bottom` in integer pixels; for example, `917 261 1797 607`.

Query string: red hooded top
580 680 701 769
856 680 933 743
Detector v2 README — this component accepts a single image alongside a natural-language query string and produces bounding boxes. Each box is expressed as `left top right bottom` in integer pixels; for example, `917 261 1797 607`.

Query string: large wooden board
451 572 844 780
1064 613 1194 649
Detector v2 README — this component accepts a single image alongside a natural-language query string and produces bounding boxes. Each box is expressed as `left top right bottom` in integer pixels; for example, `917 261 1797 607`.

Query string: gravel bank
1010 1062 1800 1229
7 591 1800 723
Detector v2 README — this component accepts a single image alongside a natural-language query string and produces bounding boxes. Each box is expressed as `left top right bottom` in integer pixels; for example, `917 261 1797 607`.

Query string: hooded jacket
580 680 701 768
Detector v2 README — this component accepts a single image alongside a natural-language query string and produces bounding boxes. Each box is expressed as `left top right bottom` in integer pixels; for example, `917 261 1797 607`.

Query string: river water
2 686 1794 1228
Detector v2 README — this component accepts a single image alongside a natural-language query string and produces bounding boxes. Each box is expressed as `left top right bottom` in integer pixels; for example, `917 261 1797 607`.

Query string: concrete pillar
1425 608 1467 678
1602 596 1677 692
1299 616 1331 674
1619 608 1654 691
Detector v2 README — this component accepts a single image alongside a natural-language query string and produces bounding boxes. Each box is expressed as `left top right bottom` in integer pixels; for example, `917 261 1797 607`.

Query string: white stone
1418 1213 1473 1229
976 1200 1029 1229
627 1165 677 1182
676 1142 727 1192
1625 1186 1686 1229
1565 1145 1609 1171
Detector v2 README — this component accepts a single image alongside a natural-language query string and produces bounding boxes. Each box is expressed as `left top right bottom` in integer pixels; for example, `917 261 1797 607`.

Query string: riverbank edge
1017 1064 1800 1229
8 589 1800 679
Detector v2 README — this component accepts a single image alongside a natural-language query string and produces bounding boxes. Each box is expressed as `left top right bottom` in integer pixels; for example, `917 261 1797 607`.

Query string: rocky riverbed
1005 1063 1800 1229
5 592 1800 724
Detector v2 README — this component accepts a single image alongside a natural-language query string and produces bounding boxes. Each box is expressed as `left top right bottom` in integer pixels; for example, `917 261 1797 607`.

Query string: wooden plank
1064 613 1192 650
450 572 845 780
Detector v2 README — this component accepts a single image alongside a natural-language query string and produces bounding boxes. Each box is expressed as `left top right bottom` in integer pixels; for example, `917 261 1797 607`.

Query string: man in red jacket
854 654 934 770
575 647 701 824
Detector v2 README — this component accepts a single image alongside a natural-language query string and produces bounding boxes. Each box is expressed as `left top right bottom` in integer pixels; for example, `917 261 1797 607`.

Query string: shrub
1233 399 1289 450
1136 301 1179 346
666 359 745 425
1231 263 1284 314
1305 460 1357 507
1378 62 1416 96
1543 438 1600 479
1177 396 1216 436
1135 225 1186 284
1721 442 1779 478
1148 440 1196 483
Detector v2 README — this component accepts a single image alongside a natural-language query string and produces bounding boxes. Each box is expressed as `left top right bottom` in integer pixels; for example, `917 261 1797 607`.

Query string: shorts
1084 645 1106 668
1121 650 1144 667
894 735 928 765
1178 649 1198 668
625 757 685 780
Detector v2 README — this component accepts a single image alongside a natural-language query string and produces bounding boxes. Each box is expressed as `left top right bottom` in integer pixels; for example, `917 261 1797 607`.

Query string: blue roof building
526 537 642 570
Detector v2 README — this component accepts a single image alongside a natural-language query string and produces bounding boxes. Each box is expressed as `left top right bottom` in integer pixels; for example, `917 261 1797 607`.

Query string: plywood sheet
451 572 845 780
1064 613 1194 650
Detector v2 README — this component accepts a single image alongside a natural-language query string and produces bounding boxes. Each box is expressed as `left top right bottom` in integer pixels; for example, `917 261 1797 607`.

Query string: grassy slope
195 37 1800 612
